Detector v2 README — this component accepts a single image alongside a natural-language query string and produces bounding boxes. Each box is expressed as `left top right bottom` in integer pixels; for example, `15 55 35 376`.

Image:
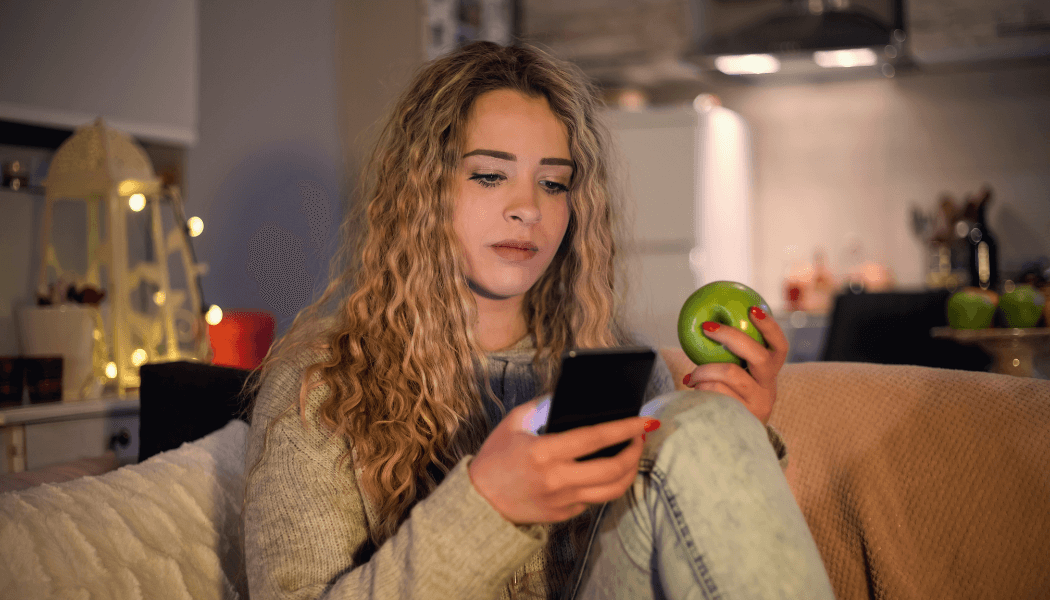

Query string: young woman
243 41 833 600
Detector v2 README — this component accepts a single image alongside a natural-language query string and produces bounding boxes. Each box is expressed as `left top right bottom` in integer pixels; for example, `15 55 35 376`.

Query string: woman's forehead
462 90 571 160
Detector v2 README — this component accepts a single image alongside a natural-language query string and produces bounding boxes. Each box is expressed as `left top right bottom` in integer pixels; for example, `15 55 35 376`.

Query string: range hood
701 3 900 54
521 0 1050 92
687 0 905 78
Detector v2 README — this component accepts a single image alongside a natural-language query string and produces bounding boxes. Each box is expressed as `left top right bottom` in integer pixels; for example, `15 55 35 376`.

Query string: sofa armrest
771 362 1050 600
0 451 119 493
0 419 249 599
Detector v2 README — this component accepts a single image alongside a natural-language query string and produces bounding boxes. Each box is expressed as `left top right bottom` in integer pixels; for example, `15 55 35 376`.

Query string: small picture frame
426 0 516 60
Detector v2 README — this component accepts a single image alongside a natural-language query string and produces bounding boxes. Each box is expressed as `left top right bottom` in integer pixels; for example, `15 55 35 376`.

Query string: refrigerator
606 103 754 350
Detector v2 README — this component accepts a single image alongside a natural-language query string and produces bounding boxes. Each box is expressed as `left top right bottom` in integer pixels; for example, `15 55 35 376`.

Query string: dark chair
820 290 991 371
138 361 254 462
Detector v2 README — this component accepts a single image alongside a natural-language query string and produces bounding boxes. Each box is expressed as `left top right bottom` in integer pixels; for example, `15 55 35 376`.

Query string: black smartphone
541 347 657 461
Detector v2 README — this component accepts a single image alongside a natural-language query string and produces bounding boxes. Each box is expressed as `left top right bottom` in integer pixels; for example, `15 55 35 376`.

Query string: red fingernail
644 419 661 433
703 322 720 333
751 306 767 320
683 373 691 386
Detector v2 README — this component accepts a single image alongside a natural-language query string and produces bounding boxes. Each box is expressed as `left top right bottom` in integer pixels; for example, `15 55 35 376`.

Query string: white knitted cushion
0 419 248 600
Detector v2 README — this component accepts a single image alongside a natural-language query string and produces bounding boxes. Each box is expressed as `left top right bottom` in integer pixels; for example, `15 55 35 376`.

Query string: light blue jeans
564 390 834 599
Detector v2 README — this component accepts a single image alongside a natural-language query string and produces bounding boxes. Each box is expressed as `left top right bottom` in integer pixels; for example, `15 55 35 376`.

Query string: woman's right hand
468 398 657 525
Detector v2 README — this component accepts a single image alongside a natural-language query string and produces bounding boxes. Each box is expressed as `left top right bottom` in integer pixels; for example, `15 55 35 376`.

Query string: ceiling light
714 54 781 75
812 48 878 68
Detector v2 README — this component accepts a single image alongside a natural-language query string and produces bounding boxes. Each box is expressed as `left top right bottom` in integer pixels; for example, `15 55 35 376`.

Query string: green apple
946 288 997 329
678 281 769 366
998 284 1046 328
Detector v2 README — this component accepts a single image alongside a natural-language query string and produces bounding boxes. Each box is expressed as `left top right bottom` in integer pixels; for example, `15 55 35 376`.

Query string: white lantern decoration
40 118 211 394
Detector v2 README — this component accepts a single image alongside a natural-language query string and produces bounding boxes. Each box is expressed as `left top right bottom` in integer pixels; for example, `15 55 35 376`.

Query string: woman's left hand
682 306 789 425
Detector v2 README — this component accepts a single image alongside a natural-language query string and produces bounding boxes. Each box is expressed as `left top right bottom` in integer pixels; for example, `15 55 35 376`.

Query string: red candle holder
207 310 276 371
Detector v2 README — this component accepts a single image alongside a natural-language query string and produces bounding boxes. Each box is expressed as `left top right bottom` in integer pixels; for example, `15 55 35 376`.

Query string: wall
713 61 1050 313
0 0 198 145
185 0 345 334
185 0 427 336
337 2 426 174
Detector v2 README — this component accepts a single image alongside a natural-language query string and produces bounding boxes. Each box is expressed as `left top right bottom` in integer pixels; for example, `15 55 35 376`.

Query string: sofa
2 358 1048 599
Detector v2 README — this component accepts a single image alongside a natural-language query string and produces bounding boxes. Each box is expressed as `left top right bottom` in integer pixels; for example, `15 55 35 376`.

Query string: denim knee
638 390 771 469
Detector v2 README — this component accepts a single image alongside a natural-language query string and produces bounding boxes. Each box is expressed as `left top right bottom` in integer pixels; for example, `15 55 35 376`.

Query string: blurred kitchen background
2 0 1049 368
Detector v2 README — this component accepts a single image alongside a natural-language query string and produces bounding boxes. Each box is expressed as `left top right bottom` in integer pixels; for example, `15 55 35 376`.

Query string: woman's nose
505 185 541 225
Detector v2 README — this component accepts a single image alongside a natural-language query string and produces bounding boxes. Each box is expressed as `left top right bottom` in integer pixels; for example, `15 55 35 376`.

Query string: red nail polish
642 433 647 442
751 306 767 320
703 322 720 333
683 373 691 386
644 419 661 433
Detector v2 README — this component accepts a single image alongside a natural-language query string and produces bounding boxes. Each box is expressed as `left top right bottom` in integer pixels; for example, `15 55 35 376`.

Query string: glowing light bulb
105 362 118 379
187 216 204 237
153 291 166 305
129 193 146 212
131 348 148 366
205 304 223 326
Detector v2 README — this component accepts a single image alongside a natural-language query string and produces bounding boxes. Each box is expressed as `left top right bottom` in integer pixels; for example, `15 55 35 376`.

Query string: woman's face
453 89 573 301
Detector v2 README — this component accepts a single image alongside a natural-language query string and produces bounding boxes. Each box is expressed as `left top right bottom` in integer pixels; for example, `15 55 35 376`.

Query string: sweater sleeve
243 358 547 600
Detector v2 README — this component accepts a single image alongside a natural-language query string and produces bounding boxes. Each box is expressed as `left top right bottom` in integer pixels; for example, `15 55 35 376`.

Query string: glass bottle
966 187 999 291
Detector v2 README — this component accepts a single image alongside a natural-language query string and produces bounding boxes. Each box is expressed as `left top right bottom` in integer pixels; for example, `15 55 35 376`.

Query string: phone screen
543 347 657 460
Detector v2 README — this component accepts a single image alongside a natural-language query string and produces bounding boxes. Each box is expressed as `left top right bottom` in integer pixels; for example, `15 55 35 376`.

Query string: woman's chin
467 277 534 301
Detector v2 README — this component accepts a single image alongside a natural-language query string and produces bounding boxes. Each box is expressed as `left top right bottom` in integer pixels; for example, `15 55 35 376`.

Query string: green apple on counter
998 283 1046 328
678 281 769 366
946 287 998 329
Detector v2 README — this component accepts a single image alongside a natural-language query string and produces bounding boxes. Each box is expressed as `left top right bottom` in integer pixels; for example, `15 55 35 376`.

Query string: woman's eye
541 180 569 195
469 173 504 187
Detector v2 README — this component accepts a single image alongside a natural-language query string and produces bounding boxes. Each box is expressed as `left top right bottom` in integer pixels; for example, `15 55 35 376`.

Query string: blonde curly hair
251 41 633 551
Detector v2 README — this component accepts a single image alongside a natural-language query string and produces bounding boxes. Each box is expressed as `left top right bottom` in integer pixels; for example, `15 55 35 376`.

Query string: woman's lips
490 241 538 262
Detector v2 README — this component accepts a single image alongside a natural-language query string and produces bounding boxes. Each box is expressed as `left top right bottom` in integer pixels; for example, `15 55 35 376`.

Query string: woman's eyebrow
463 148 514 161
463 148 574 168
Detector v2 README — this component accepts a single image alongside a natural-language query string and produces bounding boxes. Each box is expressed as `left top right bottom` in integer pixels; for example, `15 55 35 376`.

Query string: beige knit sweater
245 356 545 599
